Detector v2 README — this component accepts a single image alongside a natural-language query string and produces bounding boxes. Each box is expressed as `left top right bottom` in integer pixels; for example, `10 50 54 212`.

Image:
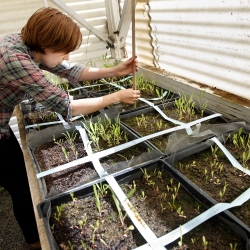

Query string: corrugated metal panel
58 0 111 65
0 0 111 65
148 0 250 100
0 0 44 37
120 0 154 66
1 0 250 100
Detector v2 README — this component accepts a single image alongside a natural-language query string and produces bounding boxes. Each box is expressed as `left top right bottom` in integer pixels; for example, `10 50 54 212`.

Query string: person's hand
116 88 140 104
116 56 138 77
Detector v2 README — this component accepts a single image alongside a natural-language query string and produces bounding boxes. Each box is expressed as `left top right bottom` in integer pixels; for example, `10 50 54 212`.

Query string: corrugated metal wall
60 0 111 65
0 0 111 65
147 0 250 100
1 0 250 99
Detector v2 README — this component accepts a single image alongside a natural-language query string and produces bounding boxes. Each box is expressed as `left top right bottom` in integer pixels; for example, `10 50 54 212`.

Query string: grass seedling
80 240 87 250
219 181 228 201
124 225 135 233
68 240 74 250
204 167 208 176
140 190 147 201
174 182 181 197
195 90 208 117
157 170 163 182
205 175 209 184
169 178 174 186
211 145 219 161
95 182 109 197
195 204 200 214
136 114 146 127
214 178 221 185
177 206 186 218
230 243 237 250
174 94 196 121
160 203 166 213
160 192 167 200
62 130 79 160
178 225 183 248
82 119 100 151
54 204 64 223
70 192 77 202
100 239 108 248
53 136 70 162
140 168 151 182
90 220 100 246
191 238 196 244
202 236 208 250
93 184 102 218
112 192 127 228
242 150 250 169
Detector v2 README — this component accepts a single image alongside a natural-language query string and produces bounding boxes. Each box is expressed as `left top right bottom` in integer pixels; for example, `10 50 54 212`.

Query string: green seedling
191 238 196 244
160 203 166 213
169 178 174 186
70 192 77 202
93 184 102 217
211 145 219 160
195 204 200 214
178 225 183 248
219 182 228 200
230 243 237 250
68 240 74 250
90 220 100 245
157 171 163 182
124 225 135 233
62 130 79 159
140 168 151 182
177 206 186 218
242 150 250 169
100 239 108 248
54 204 64 222
205 175 209 184
80 240 87 250
214 178 221 185
140 190 147 201
95 182 109 197
195 90 208 117
174 94 196 121
204 167 208 176
160 192 167 200
202 236 208 250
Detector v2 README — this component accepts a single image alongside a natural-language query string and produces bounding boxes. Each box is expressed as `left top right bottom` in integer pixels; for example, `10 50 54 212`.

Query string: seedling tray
37 159 248 250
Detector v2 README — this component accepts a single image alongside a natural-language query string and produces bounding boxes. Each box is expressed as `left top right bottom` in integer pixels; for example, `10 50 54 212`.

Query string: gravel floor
0 187 31 250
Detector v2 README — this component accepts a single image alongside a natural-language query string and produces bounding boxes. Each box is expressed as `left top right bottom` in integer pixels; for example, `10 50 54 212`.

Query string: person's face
38 49 70 68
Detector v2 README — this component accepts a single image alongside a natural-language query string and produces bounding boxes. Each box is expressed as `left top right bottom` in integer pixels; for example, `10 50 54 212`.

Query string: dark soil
33 128 155 196
48 165 246 249
122 166 246 249
173 132 250 229
121 104 224 153
34 135 97 195
50 190 145 250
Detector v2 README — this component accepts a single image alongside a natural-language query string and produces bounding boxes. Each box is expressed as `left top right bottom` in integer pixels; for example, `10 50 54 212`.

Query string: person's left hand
116 56 138 77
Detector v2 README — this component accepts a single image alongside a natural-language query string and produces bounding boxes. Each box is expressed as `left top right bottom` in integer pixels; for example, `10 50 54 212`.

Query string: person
0 7 140 250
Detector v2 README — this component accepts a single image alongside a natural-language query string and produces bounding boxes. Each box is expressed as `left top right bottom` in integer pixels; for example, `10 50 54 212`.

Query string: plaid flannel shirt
0 33 85 138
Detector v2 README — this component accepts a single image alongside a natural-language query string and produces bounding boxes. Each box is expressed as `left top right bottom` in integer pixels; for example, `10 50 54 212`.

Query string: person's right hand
116 88 140 104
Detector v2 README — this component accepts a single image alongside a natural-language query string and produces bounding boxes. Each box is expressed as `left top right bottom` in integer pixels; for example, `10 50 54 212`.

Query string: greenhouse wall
0 0 250 99
133 0 250 100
